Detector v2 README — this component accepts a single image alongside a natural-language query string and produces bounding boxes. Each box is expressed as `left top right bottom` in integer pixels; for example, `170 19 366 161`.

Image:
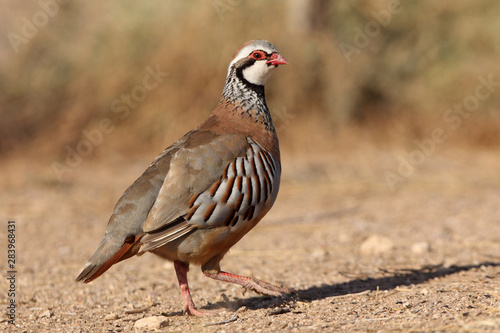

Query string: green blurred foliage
1 0 499 156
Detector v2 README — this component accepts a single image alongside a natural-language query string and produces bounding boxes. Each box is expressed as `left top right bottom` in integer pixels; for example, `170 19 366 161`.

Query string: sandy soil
1 144 500 332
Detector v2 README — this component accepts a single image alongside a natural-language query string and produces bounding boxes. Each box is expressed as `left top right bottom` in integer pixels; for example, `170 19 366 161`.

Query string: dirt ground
1 142 500 332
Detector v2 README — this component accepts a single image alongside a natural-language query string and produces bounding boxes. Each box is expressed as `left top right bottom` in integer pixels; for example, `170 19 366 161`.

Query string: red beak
267 53 288 66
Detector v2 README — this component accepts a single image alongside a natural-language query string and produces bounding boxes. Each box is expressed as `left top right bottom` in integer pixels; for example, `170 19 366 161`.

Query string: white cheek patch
242 61 277 86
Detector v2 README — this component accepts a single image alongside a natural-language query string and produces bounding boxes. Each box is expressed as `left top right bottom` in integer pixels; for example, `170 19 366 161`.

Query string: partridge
76 40 290 315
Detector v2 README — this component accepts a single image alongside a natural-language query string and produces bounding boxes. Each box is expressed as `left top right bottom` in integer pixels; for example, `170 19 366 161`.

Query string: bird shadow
236 261 500 311
159 261 500 316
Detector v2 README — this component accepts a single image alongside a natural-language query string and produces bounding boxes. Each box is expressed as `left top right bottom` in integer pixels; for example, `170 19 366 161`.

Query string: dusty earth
1 143 500 332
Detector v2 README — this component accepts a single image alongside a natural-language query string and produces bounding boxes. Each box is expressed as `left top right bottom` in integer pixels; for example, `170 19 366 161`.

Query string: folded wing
140 135 279 253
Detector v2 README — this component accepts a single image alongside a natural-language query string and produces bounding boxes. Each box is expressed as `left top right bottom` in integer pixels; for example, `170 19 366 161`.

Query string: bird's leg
204 271 294 296
202 258 294 297
173 260 207 316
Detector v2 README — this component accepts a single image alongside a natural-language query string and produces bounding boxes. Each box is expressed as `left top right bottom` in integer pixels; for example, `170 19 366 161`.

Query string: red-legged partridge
76 40 290 315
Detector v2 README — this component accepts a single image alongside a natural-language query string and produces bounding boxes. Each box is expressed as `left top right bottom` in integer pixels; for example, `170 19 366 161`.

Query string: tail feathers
76 235 140 284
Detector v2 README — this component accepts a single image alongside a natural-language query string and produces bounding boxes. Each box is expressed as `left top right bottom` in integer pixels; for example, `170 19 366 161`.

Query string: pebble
360 235 394 255
39 310 52 318
267 307 291 316
103 313 119 321
134 316 170 330
411 241 431 254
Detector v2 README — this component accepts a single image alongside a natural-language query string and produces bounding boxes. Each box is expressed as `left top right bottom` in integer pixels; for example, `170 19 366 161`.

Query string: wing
140 131 250 234
139 136 281 253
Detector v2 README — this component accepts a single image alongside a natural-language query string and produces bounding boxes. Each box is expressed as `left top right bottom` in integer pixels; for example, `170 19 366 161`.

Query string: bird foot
205 271 294 297
243 277 295 297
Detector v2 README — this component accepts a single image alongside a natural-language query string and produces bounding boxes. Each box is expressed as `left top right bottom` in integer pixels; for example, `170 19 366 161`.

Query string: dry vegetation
1 1 500 156
1 1 500 332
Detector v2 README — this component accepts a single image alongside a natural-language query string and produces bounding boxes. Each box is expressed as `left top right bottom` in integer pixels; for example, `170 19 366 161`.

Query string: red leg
203 270 294 296
173 261 206 316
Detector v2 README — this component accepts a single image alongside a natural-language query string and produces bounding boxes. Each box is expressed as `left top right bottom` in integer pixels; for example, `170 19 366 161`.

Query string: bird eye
252 52 263 59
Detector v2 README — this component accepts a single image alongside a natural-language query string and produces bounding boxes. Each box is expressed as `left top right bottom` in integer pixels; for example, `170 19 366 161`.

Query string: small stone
236 306 247 312
104 313 119 321
134 316 169 330
411 241 431 254
39 310 52 318
360 235 394 255
267 307 291 316
311 247 329 260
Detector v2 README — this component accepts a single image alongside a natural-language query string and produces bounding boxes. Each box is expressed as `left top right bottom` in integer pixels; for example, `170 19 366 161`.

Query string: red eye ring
251 51 266 60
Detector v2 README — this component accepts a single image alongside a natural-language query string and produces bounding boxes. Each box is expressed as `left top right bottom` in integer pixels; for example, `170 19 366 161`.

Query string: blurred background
1 0 499 171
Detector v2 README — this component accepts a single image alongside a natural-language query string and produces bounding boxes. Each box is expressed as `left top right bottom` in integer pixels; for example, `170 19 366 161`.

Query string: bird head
227 40 288 87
